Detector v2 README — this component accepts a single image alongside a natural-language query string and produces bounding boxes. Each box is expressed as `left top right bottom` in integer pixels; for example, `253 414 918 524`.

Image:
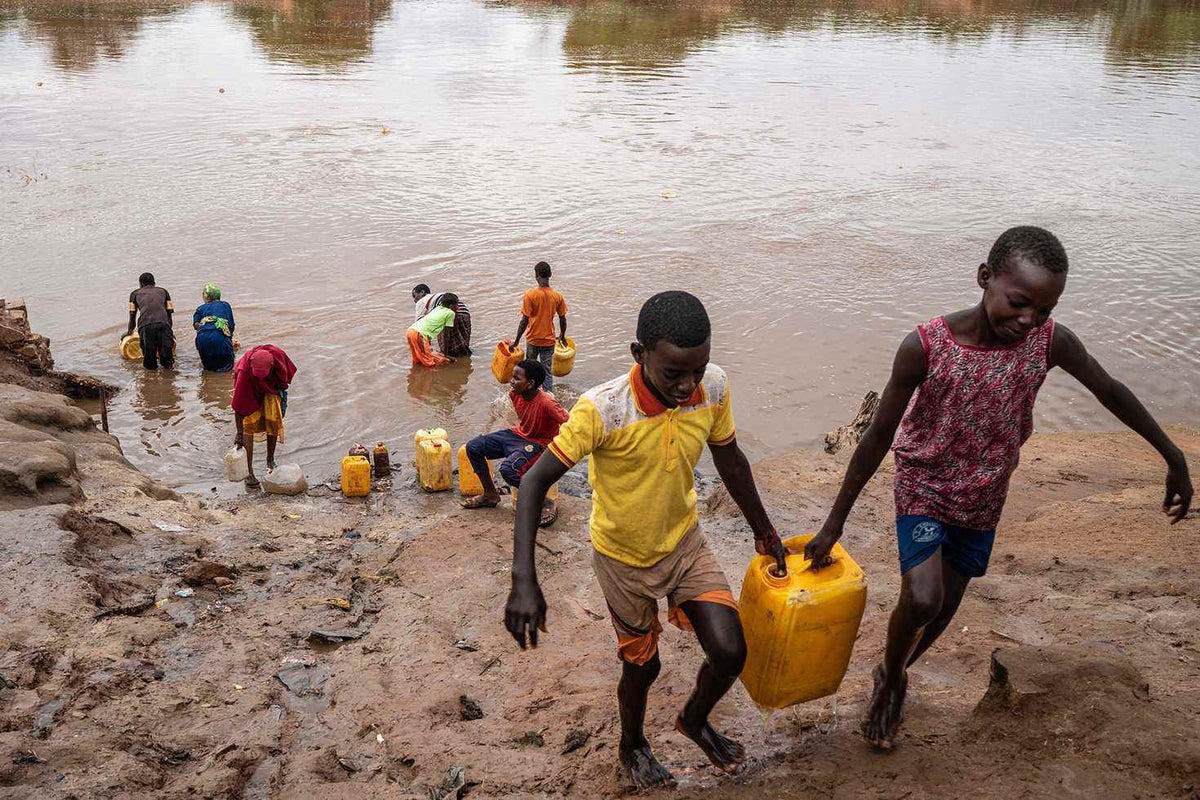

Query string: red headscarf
232 344 296 416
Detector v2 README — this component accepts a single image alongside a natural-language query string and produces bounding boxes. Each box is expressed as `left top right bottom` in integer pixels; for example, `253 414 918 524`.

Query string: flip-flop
460 496 499 509
244 475 261 489
539 501 559 528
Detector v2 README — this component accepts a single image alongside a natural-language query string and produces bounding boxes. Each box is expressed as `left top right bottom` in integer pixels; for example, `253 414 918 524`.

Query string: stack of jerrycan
415 428 452 492
492 341 523 383
739 534 868 709
552 337 576 377
457 444 492 496
341 444 372 497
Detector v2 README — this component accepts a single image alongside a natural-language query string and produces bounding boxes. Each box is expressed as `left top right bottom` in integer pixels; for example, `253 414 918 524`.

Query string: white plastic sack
264 464 308 495
223 447 249 482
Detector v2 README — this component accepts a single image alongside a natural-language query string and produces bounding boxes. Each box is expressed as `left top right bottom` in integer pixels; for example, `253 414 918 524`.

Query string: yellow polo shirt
548 364 736 568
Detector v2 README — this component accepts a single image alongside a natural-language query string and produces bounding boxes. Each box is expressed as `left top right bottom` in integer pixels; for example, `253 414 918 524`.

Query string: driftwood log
823 390 880 454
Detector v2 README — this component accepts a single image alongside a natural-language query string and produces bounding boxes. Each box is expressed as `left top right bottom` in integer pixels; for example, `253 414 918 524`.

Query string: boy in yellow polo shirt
505 291 786 791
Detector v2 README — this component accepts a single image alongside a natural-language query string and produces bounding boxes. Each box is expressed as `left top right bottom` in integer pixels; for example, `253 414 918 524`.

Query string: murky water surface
2 0 1199 491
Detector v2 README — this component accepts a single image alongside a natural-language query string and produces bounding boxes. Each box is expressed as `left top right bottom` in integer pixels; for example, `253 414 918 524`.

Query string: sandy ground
0 380 1197 799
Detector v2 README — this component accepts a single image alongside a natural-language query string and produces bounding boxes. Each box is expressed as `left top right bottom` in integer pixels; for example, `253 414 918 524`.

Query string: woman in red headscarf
232 344 297 488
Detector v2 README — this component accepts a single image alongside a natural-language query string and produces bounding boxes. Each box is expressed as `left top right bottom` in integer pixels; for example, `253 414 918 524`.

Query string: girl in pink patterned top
806 226 1192 753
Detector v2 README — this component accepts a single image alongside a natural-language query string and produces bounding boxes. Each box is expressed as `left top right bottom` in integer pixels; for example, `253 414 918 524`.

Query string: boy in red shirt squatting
505 291 788 790
461 359 568 526
805 226 1193 751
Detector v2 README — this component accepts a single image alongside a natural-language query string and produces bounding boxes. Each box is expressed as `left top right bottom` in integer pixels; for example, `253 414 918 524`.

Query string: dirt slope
0 400 1197 798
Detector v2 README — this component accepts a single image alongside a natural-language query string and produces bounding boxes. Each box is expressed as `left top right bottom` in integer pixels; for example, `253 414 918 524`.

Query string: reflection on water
3 2 180 72
5 0 1198 74
197 369 233 417
2 0 1198 491
132 368 183 425
407 359 474 417
510 0 1200 74
226 0 393 69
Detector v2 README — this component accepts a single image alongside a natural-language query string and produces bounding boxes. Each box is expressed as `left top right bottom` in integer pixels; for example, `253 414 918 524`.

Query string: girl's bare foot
619 742 676 791
244 474 261 489
864 663 907 751
674 716 744 773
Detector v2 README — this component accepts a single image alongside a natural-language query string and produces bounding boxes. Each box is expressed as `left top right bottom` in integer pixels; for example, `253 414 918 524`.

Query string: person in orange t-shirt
510 261 568 392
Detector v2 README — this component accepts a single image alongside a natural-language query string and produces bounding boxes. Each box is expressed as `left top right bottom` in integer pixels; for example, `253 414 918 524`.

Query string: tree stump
823 391 880 454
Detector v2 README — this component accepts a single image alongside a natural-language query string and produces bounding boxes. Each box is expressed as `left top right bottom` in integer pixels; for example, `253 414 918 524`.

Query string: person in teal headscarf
193 283 236 372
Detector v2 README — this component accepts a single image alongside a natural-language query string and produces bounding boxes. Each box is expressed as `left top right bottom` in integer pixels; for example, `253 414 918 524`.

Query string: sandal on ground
460 495 499 509
244 475 261 489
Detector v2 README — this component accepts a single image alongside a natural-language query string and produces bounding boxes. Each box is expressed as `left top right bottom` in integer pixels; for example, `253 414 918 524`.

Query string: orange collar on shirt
630 364 704 417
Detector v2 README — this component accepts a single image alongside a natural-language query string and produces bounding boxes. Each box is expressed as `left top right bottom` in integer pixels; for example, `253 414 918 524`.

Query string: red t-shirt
511 389 569 445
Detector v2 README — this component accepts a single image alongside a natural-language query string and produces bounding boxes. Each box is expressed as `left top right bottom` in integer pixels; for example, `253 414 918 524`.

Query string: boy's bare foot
539 500 558 528
460 495 499 509
864 663 907 752
619 743 676 791
244 474 260 489
674 715 744 774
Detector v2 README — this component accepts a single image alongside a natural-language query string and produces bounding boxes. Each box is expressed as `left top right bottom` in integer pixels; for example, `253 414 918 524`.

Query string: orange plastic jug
417 438 453 492
457 444 492 496
341 455 371 497
491 341 524 383
739 534 868 709
552 337 576 377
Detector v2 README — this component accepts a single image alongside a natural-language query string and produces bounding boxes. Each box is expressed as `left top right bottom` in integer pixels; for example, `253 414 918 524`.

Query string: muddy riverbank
0 330 1197 798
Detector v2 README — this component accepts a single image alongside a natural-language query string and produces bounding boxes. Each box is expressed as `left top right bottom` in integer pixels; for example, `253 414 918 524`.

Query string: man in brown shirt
124 272 175 370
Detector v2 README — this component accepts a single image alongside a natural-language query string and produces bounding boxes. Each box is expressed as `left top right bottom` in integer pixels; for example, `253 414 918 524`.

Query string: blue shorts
896 515 996 578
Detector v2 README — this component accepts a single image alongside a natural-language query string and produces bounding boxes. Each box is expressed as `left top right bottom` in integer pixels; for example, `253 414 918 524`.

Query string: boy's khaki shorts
592 525 737 665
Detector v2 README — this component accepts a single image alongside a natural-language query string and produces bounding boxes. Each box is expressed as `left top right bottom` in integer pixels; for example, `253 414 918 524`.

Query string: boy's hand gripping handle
755 528 788 578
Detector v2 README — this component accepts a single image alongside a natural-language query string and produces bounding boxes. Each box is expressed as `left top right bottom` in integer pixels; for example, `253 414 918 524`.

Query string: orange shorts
591 525 736 665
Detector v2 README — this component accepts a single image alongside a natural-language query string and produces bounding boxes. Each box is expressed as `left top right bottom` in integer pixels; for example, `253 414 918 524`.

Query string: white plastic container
264 464 308 495
223 447 249 482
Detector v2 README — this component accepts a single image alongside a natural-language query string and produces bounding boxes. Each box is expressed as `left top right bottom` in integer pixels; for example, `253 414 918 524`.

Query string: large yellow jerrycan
341 455 371 497
491 341 524 384
739 534 867 709
552 337 576 377
417 436 452 492
457 444 492 496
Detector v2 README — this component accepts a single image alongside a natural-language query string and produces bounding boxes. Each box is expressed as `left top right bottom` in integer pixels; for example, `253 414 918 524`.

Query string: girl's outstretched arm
805 330 927 564
1052 323 1192 522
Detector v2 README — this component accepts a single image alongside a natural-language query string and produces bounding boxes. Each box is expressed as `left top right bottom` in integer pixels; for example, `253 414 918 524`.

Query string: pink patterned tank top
893 316 1055 530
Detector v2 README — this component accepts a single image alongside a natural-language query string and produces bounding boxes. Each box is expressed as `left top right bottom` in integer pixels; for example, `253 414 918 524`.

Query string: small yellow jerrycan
457 444 492 496
491 341 524 384
416 433 452 492
341 455 371 497
414 428 447 451
552 337 576 377
738 534 867 709
119 333 142 361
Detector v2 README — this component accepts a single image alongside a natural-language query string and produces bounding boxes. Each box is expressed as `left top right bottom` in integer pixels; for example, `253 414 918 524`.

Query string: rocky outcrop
0 298 53 374
0 384 176 510
0 297 115 398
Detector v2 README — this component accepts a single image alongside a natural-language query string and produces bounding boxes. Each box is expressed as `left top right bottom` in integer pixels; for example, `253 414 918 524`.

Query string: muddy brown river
2 0 1199 492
